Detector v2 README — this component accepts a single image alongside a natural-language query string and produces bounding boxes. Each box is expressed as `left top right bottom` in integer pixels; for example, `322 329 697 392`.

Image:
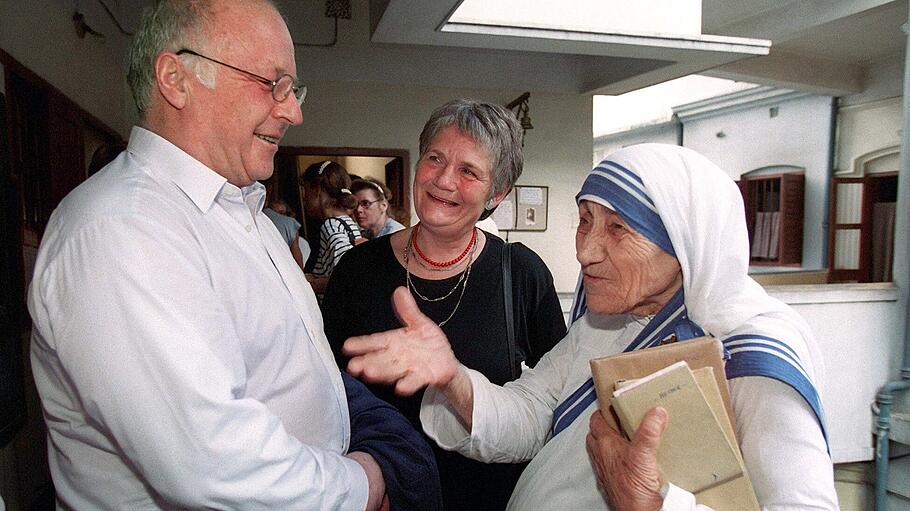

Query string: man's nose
275 94 303 126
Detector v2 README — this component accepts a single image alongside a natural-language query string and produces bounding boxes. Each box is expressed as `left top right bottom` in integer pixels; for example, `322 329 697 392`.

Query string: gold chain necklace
403 233 476 326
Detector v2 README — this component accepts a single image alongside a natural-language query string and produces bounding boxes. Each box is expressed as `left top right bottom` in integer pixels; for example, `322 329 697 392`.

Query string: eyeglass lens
274 76 307 105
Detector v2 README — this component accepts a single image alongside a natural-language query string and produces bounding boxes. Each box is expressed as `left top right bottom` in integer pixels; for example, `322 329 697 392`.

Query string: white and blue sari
555 144 829 448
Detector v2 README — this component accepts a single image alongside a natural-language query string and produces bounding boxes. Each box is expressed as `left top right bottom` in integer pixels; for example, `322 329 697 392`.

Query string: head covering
573 143 827 443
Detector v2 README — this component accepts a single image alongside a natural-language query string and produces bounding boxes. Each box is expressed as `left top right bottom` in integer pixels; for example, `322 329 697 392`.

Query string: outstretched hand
343 287 461 396
586 407 668 511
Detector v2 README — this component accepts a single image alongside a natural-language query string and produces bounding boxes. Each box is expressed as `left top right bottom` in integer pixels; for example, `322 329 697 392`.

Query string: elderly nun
342 143 838 510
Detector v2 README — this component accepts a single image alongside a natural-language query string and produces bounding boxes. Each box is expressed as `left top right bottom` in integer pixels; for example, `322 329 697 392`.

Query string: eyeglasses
357 199 382 209
176 49 307 105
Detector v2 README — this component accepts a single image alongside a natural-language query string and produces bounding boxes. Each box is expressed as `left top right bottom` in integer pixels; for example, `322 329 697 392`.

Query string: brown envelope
589 336 760 511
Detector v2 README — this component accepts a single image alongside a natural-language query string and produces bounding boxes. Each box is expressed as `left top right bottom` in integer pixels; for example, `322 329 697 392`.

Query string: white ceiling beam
712 0 896 41
704 51 865 96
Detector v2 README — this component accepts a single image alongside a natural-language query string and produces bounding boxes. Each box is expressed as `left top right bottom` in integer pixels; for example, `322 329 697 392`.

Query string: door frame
278 146 410 213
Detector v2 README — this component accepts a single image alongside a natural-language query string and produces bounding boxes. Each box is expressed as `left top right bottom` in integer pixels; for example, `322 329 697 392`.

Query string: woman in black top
323 99 566 510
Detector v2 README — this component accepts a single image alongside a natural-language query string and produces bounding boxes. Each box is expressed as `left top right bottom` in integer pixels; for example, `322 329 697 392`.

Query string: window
738 167 804 266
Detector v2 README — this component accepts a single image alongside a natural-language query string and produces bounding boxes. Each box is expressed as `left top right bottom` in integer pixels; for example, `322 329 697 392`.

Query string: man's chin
251 168 275 183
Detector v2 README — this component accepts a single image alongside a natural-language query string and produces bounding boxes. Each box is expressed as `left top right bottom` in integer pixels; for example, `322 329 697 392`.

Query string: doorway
828 172 898 283
274 146 410 261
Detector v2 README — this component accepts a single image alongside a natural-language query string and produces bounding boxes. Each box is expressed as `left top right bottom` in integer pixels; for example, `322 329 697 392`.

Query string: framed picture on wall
491 188 516 231
492 185 548 232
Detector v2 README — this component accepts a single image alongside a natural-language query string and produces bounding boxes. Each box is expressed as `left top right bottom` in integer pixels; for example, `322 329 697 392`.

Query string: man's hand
343 287 460 396
586 407 668 511
346 451 388 511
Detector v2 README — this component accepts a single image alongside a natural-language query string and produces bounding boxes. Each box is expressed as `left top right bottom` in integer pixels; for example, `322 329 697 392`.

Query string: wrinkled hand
343 287 460 396
586 407 668 511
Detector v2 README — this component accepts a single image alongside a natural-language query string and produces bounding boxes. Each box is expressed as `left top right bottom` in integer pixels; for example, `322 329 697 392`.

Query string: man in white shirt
28 1 439 509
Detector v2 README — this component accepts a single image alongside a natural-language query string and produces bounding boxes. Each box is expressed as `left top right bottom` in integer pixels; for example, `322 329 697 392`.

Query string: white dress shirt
421 312 837 511
28 127 368 509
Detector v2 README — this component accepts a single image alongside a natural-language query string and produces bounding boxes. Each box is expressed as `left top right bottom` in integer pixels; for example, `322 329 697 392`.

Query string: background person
351 177 405 239
27 1 440 508
300 160 364 293
342 143 838 510
323 99 567 510
263 197 305 269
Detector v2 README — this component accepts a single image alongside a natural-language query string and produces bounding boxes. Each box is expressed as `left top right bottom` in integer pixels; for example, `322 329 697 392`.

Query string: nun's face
576 200 682 316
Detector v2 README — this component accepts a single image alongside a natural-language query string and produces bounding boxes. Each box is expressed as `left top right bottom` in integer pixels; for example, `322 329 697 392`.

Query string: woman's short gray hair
418 99 524 202
126 1 216 115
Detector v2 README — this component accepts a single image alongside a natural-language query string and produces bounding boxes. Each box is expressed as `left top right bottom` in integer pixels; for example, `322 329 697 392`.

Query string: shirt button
245 225 252 232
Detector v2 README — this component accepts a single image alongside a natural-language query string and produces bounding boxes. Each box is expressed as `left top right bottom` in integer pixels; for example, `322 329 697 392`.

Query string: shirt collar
127 126 264 213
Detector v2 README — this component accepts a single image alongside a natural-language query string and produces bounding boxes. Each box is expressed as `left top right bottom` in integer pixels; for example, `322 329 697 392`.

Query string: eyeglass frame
357 198 383 209
176 49 307 105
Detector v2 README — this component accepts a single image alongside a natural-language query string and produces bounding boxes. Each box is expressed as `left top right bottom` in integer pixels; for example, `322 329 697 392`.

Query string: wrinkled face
413 126 503 235
354 189 387 233
189 3 303 187
576 200 682 316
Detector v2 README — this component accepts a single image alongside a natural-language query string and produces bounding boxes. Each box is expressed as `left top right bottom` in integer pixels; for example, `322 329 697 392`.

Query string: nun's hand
343 286 460 396
587 407 667 511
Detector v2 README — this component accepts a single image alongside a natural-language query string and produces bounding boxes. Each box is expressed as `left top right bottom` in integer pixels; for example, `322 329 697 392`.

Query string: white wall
681 94 834 270
0 0 134 135
836 96 902 174
283 81 593 292
592 120 680 166
769 285 903 462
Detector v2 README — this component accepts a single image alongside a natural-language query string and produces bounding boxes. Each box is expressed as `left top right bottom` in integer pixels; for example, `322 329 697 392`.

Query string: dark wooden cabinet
737 173 804 266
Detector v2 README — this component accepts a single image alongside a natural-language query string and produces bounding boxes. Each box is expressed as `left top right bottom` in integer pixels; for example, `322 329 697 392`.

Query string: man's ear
154 52 190 110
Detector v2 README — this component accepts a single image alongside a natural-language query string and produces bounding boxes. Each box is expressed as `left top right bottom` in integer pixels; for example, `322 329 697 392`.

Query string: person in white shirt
27 1 440 509
341 144 838 510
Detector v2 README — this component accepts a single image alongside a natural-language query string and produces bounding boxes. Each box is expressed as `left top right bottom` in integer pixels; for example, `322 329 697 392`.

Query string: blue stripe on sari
551 288 702 437
723 344 830 450
576 160 674 257
599 160 647 188
570 278 587 324
552 378 594 421
724 334 805 373
594 165 655 210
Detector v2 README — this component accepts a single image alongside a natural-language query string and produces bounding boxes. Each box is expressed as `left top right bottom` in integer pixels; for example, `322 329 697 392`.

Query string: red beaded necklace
411 224 477 268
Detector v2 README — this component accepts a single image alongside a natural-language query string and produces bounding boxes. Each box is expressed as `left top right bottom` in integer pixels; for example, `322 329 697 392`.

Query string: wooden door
828 177 868 282
47 94 87 216
778 173 805 265
384 157 409 226
0 92 26 448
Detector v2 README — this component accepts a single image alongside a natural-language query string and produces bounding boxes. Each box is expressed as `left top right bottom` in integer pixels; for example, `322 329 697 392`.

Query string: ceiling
115 0 907 97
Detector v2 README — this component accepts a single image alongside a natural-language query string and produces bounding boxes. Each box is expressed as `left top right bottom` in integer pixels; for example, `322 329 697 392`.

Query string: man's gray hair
418 99 524 204
126 1 217 115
